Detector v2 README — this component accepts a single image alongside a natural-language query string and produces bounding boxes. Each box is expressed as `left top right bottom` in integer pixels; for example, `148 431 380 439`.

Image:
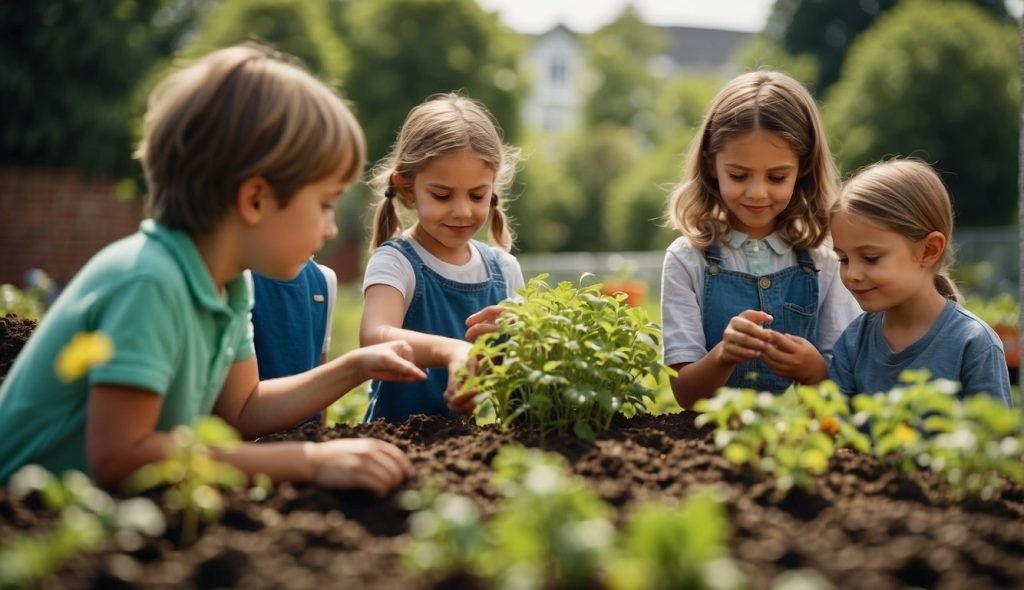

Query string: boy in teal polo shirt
0 44 424 495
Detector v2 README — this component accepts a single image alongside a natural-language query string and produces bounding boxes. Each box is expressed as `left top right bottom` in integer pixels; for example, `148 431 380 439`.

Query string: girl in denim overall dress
360 93 525 423
660 70 861 409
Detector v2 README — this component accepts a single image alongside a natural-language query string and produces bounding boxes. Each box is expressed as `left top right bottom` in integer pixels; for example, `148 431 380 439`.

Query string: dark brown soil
0 314 36 384
1 318 1023 589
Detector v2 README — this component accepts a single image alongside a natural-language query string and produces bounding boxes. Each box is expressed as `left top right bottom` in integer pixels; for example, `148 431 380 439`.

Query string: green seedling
457 274 675 441
0 466 164 589
404 445 615 590
399 484 488 579
695 382 867 492
129 415 254 546
606 488 745 590
851 370 1024 501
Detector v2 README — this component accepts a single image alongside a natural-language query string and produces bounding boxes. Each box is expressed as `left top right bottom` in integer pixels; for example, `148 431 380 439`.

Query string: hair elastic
491 193 498 207
385 185 396 199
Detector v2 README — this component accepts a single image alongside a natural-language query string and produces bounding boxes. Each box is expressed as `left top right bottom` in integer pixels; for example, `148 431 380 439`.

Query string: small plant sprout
0 466 164 589
54 331 113 383
487 446 614 590
695 382 867 492
850 371 1024 501
606 487 745 590
129 415 251 546
456 274 675 440
399 484 487 579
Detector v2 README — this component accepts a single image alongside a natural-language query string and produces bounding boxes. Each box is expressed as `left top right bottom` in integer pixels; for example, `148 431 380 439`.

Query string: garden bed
1 314 1023 589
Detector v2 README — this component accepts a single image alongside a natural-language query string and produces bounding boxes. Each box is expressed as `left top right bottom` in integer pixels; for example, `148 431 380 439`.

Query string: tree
824 0 1019 226
602 76 722 251
183 0 348 84
340 0 525 162
0 0 207 177
509 134 586 253
582 6 669 137
766 0 1011 95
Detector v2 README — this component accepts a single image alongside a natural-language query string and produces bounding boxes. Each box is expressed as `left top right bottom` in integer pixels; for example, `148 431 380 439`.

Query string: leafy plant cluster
129 416 270 546
458 275 675 440
962 293 1018 329
0 467 165 589
695 382 869 492
402 445 742 590
696 371 1024 500
851 370 1024 501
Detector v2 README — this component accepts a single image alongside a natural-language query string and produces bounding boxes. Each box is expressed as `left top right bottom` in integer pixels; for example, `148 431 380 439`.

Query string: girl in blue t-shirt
829 159 1012 404
360 93 524 423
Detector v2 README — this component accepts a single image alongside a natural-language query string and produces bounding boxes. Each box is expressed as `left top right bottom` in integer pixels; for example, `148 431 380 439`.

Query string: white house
522 24 752 132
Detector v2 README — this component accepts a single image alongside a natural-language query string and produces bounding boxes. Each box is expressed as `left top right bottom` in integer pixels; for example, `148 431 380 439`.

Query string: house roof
528 23 751 73
663 25 752 72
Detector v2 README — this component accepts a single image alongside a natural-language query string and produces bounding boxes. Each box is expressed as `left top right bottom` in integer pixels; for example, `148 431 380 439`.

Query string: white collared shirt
660 230 861 367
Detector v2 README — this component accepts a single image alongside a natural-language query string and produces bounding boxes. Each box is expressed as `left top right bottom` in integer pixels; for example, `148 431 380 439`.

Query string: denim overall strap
701 243 819 393
365 238 508 422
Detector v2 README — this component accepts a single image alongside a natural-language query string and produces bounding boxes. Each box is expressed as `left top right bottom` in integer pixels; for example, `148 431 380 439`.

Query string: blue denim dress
364 237 508 422
702 243 819 392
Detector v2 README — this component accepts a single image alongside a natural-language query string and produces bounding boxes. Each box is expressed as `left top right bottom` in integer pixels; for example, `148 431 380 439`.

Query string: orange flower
819 416 839 438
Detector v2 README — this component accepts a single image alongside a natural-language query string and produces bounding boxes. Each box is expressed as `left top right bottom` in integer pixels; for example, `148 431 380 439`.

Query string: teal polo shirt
0 220 254 483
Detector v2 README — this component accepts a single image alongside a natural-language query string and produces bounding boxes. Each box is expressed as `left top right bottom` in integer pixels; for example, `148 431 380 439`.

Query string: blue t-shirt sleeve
828 327 857 396
960 336 1013 406
88 279 181 396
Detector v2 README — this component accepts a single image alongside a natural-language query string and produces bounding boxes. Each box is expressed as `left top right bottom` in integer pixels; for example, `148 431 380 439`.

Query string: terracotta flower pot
992 324 1019 369
603 280 647 307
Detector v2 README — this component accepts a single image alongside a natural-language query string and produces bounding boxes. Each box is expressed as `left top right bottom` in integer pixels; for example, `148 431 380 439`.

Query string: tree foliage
824 0 1019 226
0 0 207 177
183 0 348 84
340 0 525 162
766 0 1011 95
581 6 669 136
509 135 586 253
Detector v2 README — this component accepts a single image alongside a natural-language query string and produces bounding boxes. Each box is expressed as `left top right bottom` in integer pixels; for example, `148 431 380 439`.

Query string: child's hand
356 341 427 382
762 332 827 383
442 341 477 415
718 310 773 365
308 438 413 496
464 304 506 341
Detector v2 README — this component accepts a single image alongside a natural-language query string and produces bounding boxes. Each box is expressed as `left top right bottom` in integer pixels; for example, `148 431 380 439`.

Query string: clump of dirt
0 313 36 383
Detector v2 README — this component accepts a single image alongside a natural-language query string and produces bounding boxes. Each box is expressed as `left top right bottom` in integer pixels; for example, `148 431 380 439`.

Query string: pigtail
369 186 402 252
934 273 961 303
488 193 514 251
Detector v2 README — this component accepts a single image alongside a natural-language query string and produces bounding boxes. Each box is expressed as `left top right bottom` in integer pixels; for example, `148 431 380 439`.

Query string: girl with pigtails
360 92 525 422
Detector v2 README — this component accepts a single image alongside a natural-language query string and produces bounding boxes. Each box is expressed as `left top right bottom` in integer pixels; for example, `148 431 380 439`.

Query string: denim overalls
702 243 819 393
251 261 328 425
364 237 508 422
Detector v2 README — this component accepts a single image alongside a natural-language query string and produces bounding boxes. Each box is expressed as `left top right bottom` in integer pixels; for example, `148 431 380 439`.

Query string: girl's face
710 130 799 239
403 150 494 264
830 209 937 313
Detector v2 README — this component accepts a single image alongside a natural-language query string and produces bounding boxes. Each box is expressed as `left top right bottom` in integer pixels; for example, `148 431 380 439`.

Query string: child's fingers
465 305 504 327
464 322 498 341
737 309 773 327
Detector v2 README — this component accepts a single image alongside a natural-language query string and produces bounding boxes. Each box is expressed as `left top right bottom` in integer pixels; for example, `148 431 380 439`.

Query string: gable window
549 55 567 85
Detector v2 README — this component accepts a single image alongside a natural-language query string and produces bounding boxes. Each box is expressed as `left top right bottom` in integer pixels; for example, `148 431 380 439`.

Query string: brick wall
0 167 143 289
0 166 364 290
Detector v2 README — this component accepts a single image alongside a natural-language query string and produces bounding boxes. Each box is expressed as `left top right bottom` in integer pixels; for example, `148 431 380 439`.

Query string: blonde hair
368 92 521 252
137 43 365 235
835 159 960 302
667 70 838 249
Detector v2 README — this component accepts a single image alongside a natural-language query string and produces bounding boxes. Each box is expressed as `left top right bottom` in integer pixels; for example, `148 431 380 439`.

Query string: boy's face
251 156 349 280
710 130 799 240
